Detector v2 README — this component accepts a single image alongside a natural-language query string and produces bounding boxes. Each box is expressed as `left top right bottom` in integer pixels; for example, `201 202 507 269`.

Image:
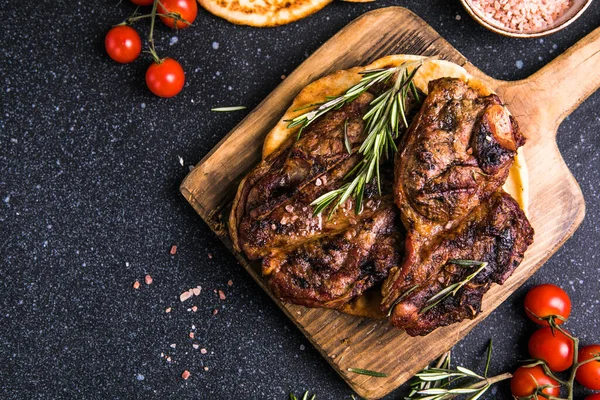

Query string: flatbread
259 55 529 318
262 55 527 212
262 56 478 159
198 0 333 27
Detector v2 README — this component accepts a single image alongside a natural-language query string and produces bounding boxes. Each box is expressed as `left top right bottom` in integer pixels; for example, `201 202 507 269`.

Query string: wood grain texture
180 8 600 399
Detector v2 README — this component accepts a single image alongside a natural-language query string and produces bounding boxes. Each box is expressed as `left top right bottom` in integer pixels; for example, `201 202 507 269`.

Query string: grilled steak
384 78 533 335
382 190 533 336
230 93 409 309
230 73 533 332
394 78 525 237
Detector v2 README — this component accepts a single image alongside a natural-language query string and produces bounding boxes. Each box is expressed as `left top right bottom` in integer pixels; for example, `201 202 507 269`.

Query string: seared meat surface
266 198 402 308
382 191 533 336
231 94 374 260
384 78 533 335
394 78 525 237
230 93 409 309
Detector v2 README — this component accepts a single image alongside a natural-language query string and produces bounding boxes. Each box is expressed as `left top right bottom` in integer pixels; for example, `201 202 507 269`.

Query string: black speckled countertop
1 1 599 399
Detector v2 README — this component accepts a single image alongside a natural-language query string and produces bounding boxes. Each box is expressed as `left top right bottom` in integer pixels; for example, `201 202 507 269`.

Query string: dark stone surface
1 1 599 399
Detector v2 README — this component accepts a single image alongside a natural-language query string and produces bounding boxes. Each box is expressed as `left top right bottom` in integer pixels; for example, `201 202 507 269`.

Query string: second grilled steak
384 78 533 335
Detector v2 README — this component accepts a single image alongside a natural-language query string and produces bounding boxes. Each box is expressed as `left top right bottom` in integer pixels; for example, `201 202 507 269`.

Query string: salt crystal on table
180 290 193 302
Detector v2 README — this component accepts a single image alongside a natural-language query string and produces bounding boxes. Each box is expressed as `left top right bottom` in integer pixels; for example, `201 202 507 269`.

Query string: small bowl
460 0 594 38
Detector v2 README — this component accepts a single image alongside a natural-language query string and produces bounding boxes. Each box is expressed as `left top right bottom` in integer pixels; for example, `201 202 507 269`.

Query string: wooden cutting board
180 8 600 399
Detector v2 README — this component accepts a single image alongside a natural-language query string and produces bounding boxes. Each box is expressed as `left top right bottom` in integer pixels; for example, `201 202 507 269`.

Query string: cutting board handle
497 26 600 137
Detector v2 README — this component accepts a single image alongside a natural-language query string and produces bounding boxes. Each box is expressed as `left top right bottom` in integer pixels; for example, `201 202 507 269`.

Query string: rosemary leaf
418 387 480 395
310 186 346 217
420 261 488 314
347 368 388 378
343 119 352 154
290 391 315 400
468 385 490 400
416 372 468 381
447 259 487 266
211 106 246 112
386 285 419 317
484 340 493 378
455 366 483 380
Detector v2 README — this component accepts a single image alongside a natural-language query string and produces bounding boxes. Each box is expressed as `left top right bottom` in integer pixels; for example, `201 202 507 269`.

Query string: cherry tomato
146 58 185 98
158 0 197 29
584 395 600 400
511 365 560 399
528 327 574 372
130 0 154 5
576 345 600 390
105 26 142 64
524 284 571 326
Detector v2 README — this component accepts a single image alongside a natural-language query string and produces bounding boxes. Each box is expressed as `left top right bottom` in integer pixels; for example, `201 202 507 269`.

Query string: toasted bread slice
198 0 333 27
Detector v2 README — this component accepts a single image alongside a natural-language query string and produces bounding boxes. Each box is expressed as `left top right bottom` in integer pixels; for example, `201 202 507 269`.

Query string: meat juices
384 78 533 335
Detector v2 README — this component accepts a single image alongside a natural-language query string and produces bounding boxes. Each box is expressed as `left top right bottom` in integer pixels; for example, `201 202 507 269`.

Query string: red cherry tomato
158 0 197 29
584 394 600 400
105 26 142 64
130 0 154 5
576 345 600 390
146 58 185 98
524 284 571 326
510 365 560 399
528 327 574 372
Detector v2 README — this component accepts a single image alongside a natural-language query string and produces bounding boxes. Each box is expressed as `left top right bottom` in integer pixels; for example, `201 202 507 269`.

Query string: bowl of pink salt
460 0 594 38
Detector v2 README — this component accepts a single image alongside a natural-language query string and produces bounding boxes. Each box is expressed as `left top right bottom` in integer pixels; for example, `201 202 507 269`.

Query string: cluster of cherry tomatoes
510 284 600 399
104 0 198 98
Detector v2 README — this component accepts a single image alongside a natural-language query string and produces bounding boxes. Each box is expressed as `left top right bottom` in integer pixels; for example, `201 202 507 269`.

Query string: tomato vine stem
521 312 600 400
147 0 161 63
125 12 184 24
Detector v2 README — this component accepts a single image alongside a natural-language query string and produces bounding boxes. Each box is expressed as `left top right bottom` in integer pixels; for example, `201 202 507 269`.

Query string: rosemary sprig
289 391 316 400
287 65 411 131
420 260 488 314
406 340 512 400
347 368 388 378
343 119 352 155
408 351 452 398
287 60 424 217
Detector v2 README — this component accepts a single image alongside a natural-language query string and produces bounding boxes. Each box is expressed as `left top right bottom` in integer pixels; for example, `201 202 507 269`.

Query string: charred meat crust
229 93 373 255
265 200 402 308
383 191 534 336
394 78 525 233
